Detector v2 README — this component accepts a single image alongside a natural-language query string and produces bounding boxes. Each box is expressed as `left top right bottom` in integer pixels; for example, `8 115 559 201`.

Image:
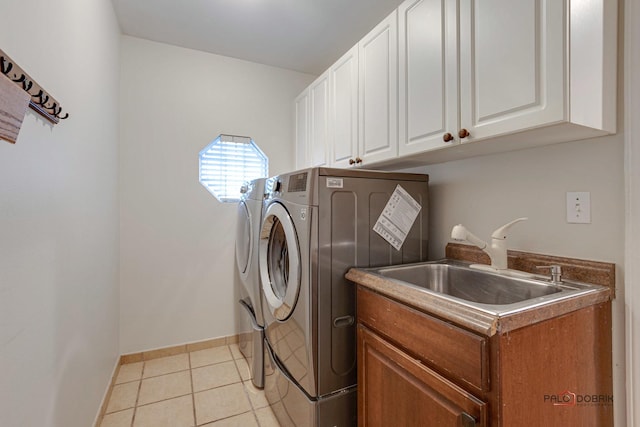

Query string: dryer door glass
259 202 301 321
267 220 289 299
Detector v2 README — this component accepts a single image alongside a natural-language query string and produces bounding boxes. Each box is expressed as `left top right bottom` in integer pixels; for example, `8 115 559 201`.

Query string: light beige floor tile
192 360 241 392
105 381 139 413
133 395 194 427
255 406 281 427
100 408 134 427
228 343 243 360
115 362 143 384
201 411 259 427
194 383 252 425
190 346 233 368
243 381 270 410
138 371 192 405
143 353 189 378
234 357 251 382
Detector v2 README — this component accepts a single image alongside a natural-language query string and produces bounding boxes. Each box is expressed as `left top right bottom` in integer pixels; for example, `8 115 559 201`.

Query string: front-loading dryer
259 168 429 426
235 177 266 388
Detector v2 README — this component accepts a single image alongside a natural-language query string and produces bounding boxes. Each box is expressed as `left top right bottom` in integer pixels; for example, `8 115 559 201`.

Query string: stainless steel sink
378 262 561 305
366 259 602 315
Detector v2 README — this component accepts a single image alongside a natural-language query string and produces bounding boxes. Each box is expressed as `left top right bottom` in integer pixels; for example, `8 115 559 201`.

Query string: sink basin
349 258 610 334
358 259 606 316
377 262 561 305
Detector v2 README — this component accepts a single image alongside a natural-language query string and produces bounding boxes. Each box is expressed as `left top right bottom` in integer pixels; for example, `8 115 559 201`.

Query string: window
198 134 268 202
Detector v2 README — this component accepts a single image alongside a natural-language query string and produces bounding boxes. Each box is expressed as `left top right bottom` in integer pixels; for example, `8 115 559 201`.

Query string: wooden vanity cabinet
358 326 487 427
356 286 613 427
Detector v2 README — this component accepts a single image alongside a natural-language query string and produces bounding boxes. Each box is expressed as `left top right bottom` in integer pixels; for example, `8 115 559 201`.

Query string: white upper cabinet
393 0 616 163
398 0 458 155
295 0 616 168
309 71 330 167
330 46 359 168
295 70 330 169
294 90 309 170
458 0 564 141
568 0 617 132
358 10 398 166
454 0 616 150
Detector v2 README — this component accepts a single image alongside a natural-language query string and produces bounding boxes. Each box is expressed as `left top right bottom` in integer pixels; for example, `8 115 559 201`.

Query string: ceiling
111 0 404 76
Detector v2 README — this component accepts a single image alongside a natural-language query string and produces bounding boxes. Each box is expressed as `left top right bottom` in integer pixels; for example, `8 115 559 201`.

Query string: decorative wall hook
0 48 69 125
11 73 25 84
0 57 12 75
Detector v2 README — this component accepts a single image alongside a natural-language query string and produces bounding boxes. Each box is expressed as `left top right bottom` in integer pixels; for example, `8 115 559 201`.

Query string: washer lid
235 201 251 276
259 202 301 321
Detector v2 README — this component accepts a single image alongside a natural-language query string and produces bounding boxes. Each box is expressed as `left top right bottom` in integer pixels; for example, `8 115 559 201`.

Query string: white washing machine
259 168 429 426
235 177 266 388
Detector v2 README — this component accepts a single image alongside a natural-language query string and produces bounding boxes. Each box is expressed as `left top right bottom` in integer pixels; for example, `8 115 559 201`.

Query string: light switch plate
567 192 591 224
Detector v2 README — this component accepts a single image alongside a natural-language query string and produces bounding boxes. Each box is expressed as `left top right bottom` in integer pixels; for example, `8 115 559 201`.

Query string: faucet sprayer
450 224 488 250
451 218 528 270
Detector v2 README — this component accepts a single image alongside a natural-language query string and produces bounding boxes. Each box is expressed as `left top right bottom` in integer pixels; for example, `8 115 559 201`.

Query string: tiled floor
100 344 280 427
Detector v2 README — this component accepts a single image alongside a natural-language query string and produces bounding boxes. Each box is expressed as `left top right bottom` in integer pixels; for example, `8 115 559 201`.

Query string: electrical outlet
566 192 591 224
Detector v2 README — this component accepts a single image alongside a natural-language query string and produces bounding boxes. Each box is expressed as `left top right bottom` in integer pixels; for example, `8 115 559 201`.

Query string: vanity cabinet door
357 286 488 392
358 325 487 427
458 0 564 141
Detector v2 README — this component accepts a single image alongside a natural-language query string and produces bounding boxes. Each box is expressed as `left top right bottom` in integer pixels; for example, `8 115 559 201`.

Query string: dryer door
235 200 252 279
259 202 301 321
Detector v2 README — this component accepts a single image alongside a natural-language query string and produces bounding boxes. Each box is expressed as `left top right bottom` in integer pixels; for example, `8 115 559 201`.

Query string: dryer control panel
287 172 308 192
265 171 310 205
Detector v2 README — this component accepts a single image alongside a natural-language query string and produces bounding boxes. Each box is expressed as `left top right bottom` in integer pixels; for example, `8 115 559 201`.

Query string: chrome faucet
451 218 528 270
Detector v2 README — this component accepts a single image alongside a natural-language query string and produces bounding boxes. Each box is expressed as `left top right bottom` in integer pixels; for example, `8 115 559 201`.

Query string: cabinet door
309 71 330 167
459 0 564 141
294 90 309 169
398 0 458 155
358 10 398 165
358 325 487 427
330 46 359 168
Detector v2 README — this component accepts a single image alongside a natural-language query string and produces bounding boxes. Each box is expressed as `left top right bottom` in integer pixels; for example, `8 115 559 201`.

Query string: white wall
119 36 315 354
624 0 640 422
412 138 624 263
398 134 626 424
0 0 121 426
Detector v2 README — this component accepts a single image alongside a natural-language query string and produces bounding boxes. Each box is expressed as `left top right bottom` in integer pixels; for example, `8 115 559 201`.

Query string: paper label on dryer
373 185 421 251
326 178 343 188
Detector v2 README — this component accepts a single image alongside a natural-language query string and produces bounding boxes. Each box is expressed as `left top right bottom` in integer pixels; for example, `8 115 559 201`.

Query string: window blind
199 135 268 202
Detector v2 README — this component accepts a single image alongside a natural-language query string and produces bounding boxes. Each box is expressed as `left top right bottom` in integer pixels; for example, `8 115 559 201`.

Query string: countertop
346 247 613 337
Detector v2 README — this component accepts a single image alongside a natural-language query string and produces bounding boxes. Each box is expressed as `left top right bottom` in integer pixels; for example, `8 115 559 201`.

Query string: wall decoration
0 48 69 143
